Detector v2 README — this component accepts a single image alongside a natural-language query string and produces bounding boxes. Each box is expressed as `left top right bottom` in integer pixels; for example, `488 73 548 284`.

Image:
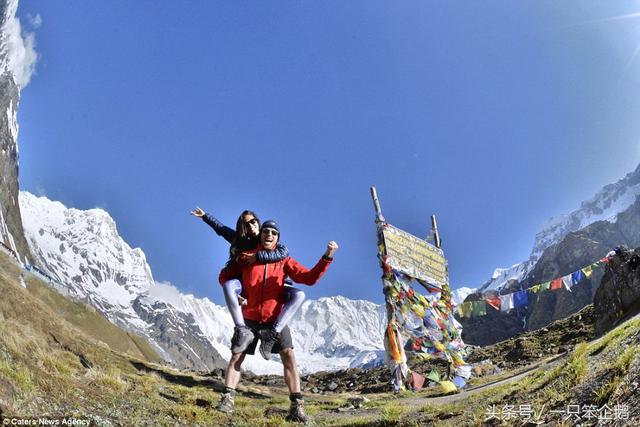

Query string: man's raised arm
284 241 339 285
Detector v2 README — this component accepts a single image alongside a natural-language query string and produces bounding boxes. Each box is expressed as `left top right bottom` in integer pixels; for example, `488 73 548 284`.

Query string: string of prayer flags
372 191 468 393
377 234 468 392
454 255 612 318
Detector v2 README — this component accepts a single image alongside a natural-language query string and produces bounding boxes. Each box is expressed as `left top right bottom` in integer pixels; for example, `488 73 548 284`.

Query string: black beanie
261 220 280 234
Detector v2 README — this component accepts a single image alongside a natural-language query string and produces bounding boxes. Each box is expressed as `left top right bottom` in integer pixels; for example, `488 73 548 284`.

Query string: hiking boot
216 392 235 414
231 325 254 354
259 329 280 360
285 398 309 423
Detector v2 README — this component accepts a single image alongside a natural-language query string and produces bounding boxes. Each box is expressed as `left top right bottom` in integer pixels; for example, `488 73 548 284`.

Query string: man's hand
190 207 205 218
324 241 339 258
238 252 257 266
238 295 248 306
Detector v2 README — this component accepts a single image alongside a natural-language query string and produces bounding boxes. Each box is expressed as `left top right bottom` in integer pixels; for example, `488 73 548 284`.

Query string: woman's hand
324 241 339 258
190 207 205 217
238 252 257 265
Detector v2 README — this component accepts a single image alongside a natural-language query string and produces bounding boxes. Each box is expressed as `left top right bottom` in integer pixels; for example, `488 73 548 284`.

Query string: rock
311 387 319 394
327 382 339 391
348 396 370 408
594 247 640 335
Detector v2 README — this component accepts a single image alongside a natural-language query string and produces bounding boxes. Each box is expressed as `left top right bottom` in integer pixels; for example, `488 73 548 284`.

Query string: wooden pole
370 186 385 223
431 215 441 248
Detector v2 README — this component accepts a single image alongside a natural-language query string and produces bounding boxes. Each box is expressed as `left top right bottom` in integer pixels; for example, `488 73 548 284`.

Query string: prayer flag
513 290 528 308
540 281 551 291
571 270 583 285
562 274 573 292
529 284 542 293
427 370 441 383
550 278 563 290
439 380 458 394
500 293 514 312
582 265 593 278
471 300 487 317
486 296 501 311
452 376 466 389
456 365 472 379
408 372 426 391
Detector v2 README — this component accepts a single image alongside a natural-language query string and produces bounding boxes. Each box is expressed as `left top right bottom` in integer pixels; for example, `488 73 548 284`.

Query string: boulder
594 247 640 335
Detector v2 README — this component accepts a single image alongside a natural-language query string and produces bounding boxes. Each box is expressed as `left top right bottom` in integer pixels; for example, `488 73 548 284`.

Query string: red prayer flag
486 296 501 311
408 372 426 391
550 278 563 290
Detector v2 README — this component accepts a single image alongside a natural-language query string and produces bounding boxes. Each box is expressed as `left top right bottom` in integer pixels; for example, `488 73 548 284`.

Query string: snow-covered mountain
472 164 640 294
19 191 385 374
451 286 476 305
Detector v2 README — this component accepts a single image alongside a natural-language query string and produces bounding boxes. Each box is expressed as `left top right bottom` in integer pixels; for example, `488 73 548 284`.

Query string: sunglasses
261 228 279 236
244 218 258 226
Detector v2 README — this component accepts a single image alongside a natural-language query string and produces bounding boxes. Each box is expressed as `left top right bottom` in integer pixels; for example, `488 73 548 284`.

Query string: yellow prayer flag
582 265 593 278
439 380 458 394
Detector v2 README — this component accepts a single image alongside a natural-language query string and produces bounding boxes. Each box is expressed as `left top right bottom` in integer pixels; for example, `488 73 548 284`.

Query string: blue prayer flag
571 270 583 285
514 290 528 308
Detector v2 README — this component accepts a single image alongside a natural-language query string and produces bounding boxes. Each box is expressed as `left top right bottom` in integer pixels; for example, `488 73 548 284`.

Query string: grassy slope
18 264 161 364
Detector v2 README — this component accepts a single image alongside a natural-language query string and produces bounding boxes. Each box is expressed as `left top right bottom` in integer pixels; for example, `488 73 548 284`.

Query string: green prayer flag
471 300 487 317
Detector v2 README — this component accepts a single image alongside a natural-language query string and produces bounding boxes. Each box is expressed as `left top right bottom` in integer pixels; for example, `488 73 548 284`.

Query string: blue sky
15 1 640 305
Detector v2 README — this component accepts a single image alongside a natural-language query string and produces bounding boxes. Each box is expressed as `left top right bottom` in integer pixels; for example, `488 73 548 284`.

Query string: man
216 219 339 423
191 207 292 353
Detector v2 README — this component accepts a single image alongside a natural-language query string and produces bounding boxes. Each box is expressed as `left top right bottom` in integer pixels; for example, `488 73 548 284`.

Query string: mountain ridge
19 191 386 374
473 163 640 294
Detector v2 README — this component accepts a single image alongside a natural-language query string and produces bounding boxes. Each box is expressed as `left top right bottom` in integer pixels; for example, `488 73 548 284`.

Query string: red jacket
219 246 333 323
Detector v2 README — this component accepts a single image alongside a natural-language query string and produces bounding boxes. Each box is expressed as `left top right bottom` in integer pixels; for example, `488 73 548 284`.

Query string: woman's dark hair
230 210 260 258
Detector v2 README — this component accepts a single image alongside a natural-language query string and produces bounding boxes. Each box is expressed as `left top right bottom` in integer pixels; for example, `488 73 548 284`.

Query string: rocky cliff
594 246 640 335
0 0 31 263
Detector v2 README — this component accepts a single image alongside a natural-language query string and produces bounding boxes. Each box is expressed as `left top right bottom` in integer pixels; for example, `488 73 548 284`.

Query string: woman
191 207 306 356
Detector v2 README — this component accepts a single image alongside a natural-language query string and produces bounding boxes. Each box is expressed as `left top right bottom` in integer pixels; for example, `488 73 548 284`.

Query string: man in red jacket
216 219 339 422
